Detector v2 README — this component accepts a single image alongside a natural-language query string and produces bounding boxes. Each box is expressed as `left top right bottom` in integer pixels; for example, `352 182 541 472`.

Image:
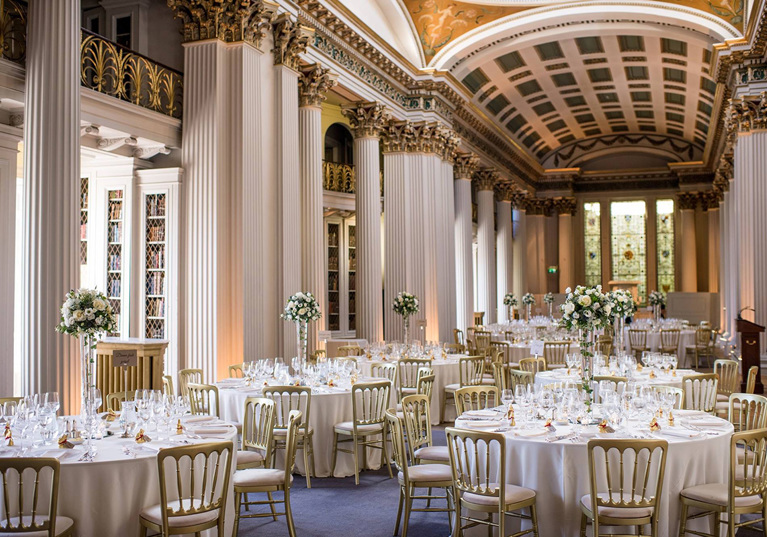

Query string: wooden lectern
737 318 764 394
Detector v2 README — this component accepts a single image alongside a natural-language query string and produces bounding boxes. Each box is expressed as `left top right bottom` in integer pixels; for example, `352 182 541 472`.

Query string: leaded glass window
656 199 675 294
584 202 601 287
611 201 647 303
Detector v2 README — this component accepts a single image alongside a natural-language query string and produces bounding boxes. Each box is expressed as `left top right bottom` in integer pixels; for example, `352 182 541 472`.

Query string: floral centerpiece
607 289 636 355
522 293 536 321
56 288 117 414
393 292 419 345
503 293 517 322
543 292 555 318
559 285 612 408
648 290 665 322
281 292 322 363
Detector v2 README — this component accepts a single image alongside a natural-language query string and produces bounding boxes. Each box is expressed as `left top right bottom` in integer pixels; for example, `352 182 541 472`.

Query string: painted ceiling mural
403 0 743 63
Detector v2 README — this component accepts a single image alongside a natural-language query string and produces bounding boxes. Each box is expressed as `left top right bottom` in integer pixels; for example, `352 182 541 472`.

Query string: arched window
324 123 353 165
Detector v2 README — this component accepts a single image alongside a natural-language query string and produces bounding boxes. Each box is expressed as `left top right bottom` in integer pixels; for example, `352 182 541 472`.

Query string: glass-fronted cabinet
325 215 356 337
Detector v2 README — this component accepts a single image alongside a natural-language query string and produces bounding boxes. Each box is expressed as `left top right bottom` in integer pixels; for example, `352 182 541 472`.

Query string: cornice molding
299 63 336 107
341 101 388 139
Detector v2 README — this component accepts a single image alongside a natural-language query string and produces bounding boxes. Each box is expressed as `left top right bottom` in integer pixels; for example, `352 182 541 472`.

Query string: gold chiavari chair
682 373 719 414
454 386 500 416
652 386 684 409
543 341 570 369
678 428 767 537
0 396 22 405
386 410 454 537
444 342 465 354
510 368 534 392
687 328 716 369
603 325 615 338
474 329 492 352
232 411 301 537
162 375 175 397
454 328 465 347
519 357 547 375
139 441 233 537
473 312 485 326
628 330 649 360
187 383 220 418
728 393 767 433
441 355 485 423
581 439 668 537
0 458 74 536
262 386 316 489
178 368 203 402
592 376 627 400
229 363 244 378
595 335 613 358
337 345 362 358
417 373 435 402
309 349 325 364
493 363 517 392
239 397 275 470
332 379 392 485
106 390 135 412
715 359 740 417
747 366 760 394
659 328 681 355
397 358 432 402
401 394 449 466
371 362 397 386
446 427 538 537
483 347 503 383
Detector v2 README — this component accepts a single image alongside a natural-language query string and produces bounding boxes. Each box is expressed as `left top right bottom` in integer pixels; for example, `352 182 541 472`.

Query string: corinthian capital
453 152 479 180
473 168 498 191
494 182 515 202
677 191 699 211
341 102 388 139
728 93 767 133
436 126 460 162
382 120 414 153
410 122 441 153
168 0 277 43
299 64 336 108
272 13 313 70
553 197 577 216
243 0 278 48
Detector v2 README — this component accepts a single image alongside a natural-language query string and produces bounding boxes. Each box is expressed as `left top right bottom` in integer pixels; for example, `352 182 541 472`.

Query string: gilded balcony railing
323 161 356 194
80 29 183 119
0 0 26 65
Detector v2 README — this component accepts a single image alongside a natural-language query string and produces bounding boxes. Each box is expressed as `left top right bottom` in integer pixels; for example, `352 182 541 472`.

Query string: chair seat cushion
680 483 762 508
444 383 459 392
0 516 74 536
401 387 417 395
717 393 730 402
140 501 221 528
273 427 313 438
548 364 566 370
414 445 450 462
580 493 654 518
234 468 291 488
237 449 265 467
481 378 496 386
399 464 453 485
334 421 385 434
462 483 535 507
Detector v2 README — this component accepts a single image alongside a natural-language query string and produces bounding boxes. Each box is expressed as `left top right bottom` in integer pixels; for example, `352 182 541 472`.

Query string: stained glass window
611 201 647 303
584 202 602 287
656 199 675 294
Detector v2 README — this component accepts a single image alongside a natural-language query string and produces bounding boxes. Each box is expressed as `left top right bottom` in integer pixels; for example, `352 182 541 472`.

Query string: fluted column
677 192 698 292
342 102 387 342
702 192 721 293
437 129 459 342
0 129 20 397
454 154 479 332
475 169 498 324
556 198 577 292
512 192 528 299
19 0 80 411
495 183 514 323
299 64 335 352
720 190 729 330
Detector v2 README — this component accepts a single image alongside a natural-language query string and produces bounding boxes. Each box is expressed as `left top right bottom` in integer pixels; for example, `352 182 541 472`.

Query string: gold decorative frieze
299 64 336 108
453 152 480 180
341 102 388 139
553 197 577 216
382 120 414 153
729 93 767 132
323 161 355 193
473 168 498 191
272 13 313 70
677 191 699 211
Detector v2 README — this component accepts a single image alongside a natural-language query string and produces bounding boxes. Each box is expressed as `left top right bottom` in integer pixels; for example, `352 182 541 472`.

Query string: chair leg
531 503 539 537
579 513 587 537
678 502 688 537
331 432 339 478
138 523 148 537
498 510 505 537
233 492 241 537
440 391 446 423
402 484 413 537
710 512 718 536
382 427 393 479
267 491 278 521
394 487 405 536
309 434 317 483
302 439 312 489
285 489 297 537
353 434 360 485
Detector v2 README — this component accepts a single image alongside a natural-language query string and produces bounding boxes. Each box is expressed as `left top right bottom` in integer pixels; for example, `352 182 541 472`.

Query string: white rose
565 287 571 294
73 310 85 322
563 303 575 314
579 295 592 307
573 312 580 319
604 304 612 316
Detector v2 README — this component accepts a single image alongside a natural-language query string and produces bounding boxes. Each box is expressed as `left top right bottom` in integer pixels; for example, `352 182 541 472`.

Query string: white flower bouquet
393 292 419 318
543 292 555 304
607 289 637 317
56 288 117 338
648 291 665 307
559 285 612 332
503 293 517 307
281 292 322 323
522 293 536 306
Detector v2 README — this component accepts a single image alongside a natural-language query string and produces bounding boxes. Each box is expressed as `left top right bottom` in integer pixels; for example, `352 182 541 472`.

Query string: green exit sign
547 266 558 274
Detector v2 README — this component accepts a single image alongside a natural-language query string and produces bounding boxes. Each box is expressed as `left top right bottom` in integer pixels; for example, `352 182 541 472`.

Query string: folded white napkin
185 416 217 424
687 418 727 428
658 428 701 439
514 428 549 438
188 427 231 435
464 420 503 429
463 409 500 418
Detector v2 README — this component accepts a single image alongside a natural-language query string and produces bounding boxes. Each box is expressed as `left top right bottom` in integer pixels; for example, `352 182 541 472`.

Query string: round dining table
535 368 697 391
0 415 238 537
454 409 733 537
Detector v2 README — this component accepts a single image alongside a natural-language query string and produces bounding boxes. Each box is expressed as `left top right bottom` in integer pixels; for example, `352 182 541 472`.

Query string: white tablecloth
218 381 385 478
0 416 238 537
624 329 696 366
535 368 697 391
325 338 368 358
455 412 733 536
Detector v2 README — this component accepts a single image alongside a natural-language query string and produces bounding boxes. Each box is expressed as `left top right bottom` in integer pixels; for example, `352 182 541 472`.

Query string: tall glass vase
80 334 96 415
526 304 531 322
507 305 512 323
296 321 308 364
547 302 553 318
614 316 625 357
653 305 661 324
578 328 596 410
403 316 410 347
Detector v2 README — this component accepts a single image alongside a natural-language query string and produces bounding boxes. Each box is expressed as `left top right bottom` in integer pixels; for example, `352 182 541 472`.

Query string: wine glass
44 392 60 415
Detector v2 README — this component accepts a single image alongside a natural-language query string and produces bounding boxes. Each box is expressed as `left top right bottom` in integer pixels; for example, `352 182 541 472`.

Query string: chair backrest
156 441 233 533
660 329 681 349
747 366 759 394
519 357 547 375
310 349 325 364
262 386 311 429
242 397 275 465
351 379 390 429
386 410 410 483
729 393 767 432
0 396 21 405
282 411 303 485
337 345 362 357
107 390 134 412
416 373 435 402
446 427 506 506
652 386 684 409
628 329 648 349
592 376 627 395
474 331 492 352
397 359 432 392
228 364 244 378
459 356 486 387
730 428 767 500
715 359 739 396
586 439 668 520
473 312 485 326
162 375 175 397
695 328 713 348
0 458 62 536
454 329 465 346
454 386 499 415
400 394 433 461
444 343 464 355
179 368 203 401
543 341 570 366
187 383 220 417
509 368 534 391
595 336 613 357
370 362 397 385
682 373 719 413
